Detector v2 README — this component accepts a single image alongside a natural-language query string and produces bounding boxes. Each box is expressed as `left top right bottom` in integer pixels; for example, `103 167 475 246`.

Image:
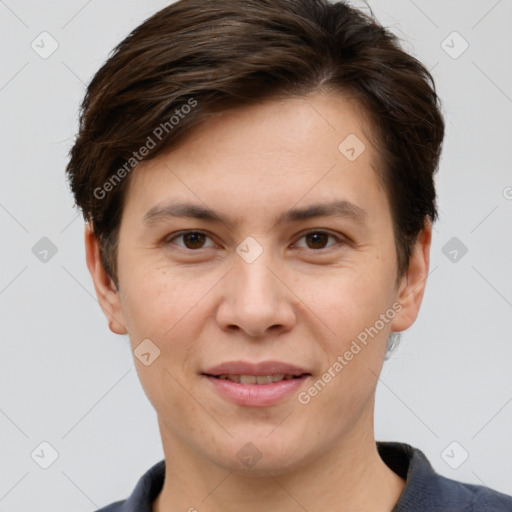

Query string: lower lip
203 375 310 407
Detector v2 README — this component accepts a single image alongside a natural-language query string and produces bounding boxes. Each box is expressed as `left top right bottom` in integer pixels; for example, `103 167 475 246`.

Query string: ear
390 219 432 333
84 222 128 335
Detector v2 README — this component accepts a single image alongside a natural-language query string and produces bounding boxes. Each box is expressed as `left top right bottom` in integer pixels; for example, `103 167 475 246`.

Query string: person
65 0 512 510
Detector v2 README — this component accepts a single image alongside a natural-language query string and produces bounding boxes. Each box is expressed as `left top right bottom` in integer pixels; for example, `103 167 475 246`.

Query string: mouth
202 360 311 383
206 373 309 384
201 360 312 407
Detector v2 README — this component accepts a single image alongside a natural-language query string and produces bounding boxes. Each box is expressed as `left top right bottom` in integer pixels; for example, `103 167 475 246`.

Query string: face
86 90 430 476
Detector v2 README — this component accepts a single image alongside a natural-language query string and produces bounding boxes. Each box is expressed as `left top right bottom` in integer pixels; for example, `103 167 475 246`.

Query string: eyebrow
142 199 367 230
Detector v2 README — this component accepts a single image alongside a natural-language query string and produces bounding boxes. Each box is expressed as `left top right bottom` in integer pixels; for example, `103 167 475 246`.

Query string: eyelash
164 229 346 252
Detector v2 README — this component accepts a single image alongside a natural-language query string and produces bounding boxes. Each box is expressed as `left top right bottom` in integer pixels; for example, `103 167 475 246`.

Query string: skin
85 89 431 512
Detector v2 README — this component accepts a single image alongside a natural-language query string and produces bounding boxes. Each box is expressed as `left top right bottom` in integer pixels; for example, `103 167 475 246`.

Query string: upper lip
202 360 311 377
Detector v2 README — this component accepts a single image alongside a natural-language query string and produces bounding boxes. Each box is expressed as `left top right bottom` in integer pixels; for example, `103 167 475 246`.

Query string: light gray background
1 0 511 510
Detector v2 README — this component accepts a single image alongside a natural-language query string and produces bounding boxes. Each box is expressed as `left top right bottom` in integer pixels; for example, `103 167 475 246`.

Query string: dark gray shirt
96 442 512 511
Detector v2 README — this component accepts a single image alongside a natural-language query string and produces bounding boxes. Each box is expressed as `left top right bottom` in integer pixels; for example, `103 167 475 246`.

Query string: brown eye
305 232 329 249
183 232 206 249
166 231 214 250
295 230 341 250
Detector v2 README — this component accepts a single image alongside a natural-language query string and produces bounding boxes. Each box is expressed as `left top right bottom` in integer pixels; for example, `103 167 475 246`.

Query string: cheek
119 263 205 340
120 267 207 413
308 255 395 404
119 263 221 397
321 260 395 337
302 274 391 428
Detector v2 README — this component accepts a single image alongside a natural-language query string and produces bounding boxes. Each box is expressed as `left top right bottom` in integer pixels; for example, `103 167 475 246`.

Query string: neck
152 421 405 512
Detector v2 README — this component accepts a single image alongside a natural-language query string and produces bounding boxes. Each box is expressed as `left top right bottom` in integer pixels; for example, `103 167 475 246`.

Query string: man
66 0 512 510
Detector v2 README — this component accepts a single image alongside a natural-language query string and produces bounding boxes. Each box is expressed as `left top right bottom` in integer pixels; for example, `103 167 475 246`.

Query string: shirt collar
376 441 439 511
118 441 435 511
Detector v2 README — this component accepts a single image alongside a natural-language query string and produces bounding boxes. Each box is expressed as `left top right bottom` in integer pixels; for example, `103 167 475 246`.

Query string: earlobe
390 219 432 333
84 222 128 335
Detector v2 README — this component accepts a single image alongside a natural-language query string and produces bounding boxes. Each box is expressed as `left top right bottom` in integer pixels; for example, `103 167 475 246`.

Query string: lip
202 360 310 377
201 360 311 407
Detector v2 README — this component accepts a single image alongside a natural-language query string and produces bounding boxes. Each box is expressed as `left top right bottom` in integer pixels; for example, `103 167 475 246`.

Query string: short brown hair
65 0 444 289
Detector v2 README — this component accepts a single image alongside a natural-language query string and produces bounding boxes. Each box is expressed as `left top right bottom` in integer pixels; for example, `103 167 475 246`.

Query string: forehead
120 90 387 226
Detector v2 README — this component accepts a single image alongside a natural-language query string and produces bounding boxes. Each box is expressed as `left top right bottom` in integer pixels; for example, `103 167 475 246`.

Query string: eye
164 229 345 252
293 230 344 250
165 230 216 250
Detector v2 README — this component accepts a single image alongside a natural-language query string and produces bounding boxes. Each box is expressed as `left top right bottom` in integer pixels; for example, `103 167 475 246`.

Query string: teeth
217 374 297 384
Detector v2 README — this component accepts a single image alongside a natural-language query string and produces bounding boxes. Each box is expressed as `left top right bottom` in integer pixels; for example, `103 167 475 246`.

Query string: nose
215 247 297 338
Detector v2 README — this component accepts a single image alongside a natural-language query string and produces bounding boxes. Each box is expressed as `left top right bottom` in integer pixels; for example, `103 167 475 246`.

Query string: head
66 0 443 475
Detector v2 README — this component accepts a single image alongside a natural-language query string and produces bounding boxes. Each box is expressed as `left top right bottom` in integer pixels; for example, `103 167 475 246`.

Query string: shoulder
431 472 512 512
438 476 512 512
377 442 512 512
93 500 126 512
90 459 166 512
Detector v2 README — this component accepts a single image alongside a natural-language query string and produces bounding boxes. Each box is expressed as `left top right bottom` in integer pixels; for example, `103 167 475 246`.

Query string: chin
206 434 311 477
